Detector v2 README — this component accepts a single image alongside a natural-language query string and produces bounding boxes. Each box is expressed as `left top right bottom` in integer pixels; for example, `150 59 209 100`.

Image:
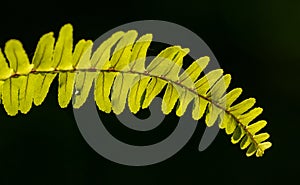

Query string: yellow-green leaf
230 98 256 116
110 30 138 70
73 41 95 108
220 88 242 108
4 40 33 74
33 73 57 106
247 120 267 135
94 72 117 113
58 72 75 108
91 31 125 69
2 78 23 116
256 142 272 157
142 78 167 109
19 74 36 113
176 89 196 117
146 46 184 79
32 32 55 71
231 126 245 144
179 56 210 87
195 69 223 95
162 84 179 114
111 73 137 114
0 24 272 158
192 97 209 120
164 48 189 80
73 72 97 108
128 76 151 114
246 143 257 157
205 103 223 127
209 74 231 99
239 107 263 126
224 114 236 134
52 24 73 70
240 135 252 150
129 34 152 72
0 48 13 79
253 133 270 143
72 40 93 68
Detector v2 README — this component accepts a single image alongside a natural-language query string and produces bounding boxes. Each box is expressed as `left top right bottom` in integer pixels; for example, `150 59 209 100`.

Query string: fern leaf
0 48 13 105
73 42 94 108
229 98 256 115
72 40 91 67
162 84 180 114
32 32 56 106
209 74 231 99
108 30 139 114
240 134 252 150
195 69 223 95
128 76 151 114
33 73 57 106
58 72 75 108
90 31 125 69
176 89 196 117
246 143 257 157
95 72 116 113
179 56 209 86
2 78 20 115
192 97 209 120
142 78 167 108
54 24 74 108
253 133 270 143
4 40 33 74
239 107 263 126
111 73 135 114
0 23 272 157
53 24 73 70
127 34 152 113
128 34 152 71
256 142 272 157
2 40 33 115
220 88 243 108
231 126 245 144
247 120 267 135
19 74 36 113
0 49 13 79
110 30 137 70
32 33 55 71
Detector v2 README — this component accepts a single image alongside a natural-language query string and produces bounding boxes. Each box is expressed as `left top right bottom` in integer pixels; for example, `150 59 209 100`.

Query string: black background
0 1 299 184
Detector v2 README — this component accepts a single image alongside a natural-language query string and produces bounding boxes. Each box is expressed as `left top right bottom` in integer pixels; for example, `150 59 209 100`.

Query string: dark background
0 1 299 184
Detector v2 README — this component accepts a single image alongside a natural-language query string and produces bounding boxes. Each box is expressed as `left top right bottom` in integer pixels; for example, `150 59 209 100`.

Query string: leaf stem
0 67 259 150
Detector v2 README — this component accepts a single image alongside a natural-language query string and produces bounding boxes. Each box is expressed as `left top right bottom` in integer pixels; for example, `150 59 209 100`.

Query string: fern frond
0 23 272 157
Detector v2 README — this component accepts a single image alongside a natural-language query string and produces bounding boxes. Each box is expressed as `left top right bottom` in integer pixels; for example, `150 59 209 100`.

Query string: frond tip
0 23 272 157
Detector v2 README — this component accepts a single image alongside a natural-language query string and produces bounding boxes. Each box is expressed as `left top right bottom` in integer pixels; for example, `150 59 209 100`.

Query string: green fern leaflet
0 24 272 157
